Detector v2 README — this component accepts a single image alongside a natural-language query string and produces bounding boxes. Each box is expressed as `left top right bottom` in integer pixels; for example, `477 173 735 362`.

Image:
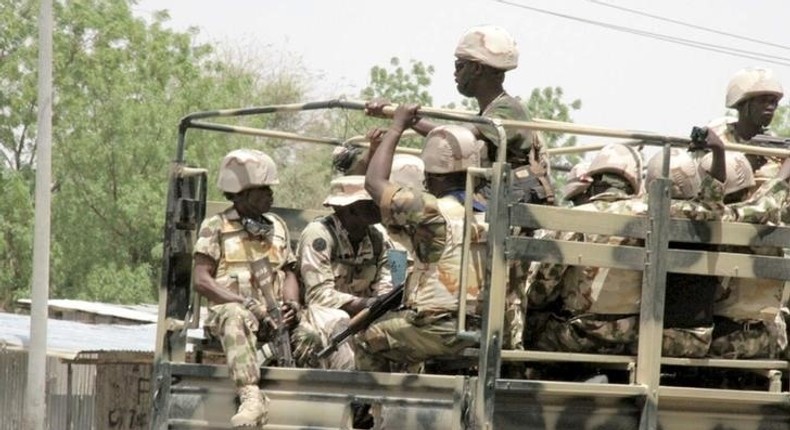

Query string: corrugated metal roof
0 312 156 358
16 299 158 323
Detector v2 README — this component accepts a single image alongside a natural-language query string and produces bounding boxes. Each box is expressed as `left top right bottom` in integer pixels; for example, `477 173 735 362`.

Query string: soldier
292 175 392 369
707 67 784 181
356 104 488 373
365 26 553 351
193 149 300 428
526 143 644 354
697 151 789 358
645 149 718 358
560 160 592 206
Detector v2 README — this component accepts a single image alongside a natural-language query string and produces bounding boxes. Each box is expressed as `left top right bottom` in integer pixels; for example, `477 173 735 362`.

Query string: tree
0 0 310 307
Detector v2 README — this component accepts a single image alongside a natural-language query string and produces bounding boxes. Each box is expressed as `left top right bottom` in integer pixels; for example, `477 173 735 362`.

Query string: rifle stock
316 283 404 359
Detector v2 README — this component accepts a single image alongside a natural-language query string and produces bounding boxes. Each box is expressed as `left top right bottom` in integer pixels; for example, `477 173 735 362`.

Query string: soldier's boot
230 385 268 428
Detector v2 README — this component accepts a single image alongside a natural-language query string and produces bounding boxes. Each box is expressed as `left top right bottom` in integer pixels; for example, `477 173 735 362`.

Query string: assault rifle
689 126 789 151
253 260 295 368
316 249 407 359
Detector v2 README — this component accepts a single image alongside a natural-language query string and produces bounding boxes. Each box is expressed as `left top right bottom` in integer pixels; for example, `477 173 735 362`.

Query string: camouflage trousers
504 261 527 351
533 314 639 355
710 323 777 359
291 305 355 370
354 309 475 372
204 303 260 387
661 327 713 358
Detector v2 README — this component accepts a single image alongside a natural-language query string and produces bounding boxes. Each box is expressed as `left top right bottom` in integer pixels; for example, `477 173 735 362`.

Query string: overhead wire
587 0 790 52
491 0 790 67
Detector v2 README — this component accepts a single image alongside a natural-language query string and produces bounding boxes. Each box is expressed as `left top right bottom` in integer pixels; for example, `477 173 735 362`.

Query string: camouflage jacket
380 184 488 315
707 116 782 181
297 214 393 309
478 93 549 174
194 207 295 306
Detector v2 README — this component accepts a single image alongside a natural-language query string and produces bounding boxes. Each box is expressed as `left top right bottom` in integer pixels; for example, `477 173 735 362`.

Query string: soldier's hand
393 104 420 130
364 98 392 118
366 126 387 146
704 128 726 153
244 299 278 332
281 301 301 329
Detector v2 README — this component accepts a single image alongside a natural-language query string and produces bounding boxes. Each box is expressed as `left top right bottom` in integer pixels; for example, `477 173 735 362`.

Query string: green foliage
771 104 790 136
0 171 35 309
524 86 583 187
331 57 435 148
0 0 310 307
77 262 154 304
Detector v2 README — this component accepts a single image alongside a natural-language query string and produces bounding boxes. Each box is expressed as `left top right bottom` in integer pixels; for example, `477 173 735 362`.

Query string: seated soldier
292 175 392 369
193 149 300 428
698 151 789 358
645 148 718 358
526 143 644 355
357 104 488 373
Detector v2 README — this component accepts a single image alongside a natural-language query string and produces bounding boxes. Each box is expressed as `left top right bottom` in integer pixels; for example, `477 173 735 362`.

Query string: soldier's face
242 186 274 215
742 94 780 127
454 58 477 97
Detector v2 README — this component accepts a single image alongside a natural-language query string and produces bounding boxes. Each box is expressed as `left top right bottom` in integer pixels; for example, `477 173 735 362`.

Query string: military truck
150 100 790 429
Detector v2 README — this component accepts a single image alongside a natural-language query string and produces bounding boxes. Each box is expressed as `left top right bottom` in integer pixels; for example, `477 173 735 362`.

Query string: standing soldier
193 149 300 428
707 67 784 181
292 175 393 369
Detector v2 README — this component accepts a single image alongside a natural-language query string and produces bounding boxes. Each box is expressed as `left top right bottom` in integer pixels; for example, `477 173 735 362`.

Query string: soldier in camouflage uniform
292 175 393 369
193 149 300 428
365 26 554 351
646 149 719 358
706 67 784 183
696 150 790 358
355 104 488 374
526 143 644 354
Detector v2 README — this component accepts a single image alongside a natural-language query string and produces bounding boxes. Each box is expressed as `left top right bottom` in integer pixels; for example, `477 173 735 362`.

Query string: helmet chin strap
241 216 273 238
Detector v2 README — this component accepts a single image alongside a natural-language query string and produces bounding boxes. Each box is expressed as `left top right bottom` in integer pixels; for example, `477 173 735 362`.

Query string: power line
491 0 790 67
587 0 790 52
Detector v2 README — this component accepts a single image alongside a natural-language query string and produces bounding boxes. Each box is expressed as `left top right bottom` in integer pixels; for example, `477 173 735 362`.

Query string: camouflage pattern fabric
455 25 519 71
194 208 295 383
354 309 475 371
194 208 295 306
706 117 783 183
204 303 261 387
359 185 487 367
297 214 392 309
534 315 639 355
476 93 552 350
710 322 778 359
293 214 392 368
662 327 713 358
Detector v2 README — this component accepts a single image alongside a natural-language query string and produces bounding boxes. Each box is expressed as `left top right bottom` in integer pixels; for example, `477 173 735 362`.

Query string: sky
133 0 790 148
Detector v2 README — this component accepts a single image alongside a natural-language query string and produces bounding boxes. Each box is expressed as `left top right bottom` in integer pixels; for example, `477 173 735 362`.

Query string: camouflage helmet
725 67 784 108
217 149 279 193
586 144 643 194
646 148 701 199
698 151 755 196
390 154 425 190
561 161 592 201
322 175 373 206
421 125 483 174
455 25 519 71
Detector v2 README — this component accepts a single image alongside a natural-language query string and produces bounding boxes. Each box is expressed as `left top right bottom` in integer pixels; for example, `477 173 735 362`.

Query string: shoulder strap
318 215 339 259
367 225 384 263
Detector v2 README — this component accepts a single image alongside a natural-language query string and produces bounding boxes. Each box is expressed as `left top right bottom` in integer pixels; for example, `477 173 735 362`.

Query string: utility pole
24 0 53 428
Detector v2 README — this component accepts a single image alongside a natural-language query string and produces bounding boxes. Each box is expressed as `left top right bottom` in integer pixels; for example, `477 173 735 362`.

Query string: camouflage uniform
706 117 782 183
355 125 488 371
293 212 393 369
456 26 553 351
195 207 295 386
354 186 488 370
707 178 790 358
